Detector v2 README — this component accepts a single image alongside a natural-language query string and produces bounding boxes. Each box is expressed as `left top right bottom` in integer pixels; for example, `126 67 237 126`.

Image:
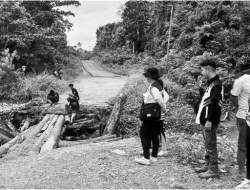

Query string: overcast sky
59 1 126 51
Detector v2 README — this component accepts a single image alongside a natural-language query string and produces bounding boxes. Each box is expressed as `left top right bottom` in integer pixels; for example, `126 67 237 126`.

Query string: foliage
0 1 81 74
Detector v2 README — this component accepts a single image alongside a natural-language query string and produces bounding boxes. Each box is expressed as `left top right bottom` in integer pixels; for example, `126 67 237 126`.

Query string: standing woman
135 67 167 165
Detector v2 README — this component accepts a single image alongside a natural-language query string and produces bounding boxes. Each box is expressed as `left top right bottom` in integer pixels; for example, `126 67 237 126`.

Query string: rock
111 149 127 156
207 178 213 183
128 169 136 173
110 172 116 177
169 178 175 181
170 183 186 189
198 160 205 164
80 134 88 140
220 165 226 169
220 169 227 173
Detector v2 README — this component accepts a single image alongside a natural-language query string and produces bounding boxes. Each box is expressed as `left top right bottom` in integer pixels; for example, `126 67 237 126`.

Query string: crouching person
65 94 79 124
194 60 222 179
47 89 59 106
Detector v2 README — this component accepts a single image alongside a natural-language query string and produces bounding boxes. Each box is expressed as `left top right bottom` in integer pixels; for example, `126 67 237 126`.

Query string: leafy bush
24 73 67 100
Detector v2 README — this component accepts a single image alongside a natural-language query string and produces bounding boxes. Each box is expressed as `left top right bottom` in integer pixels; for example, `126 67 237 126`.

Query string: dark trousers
140 120 160 159
237 118 247 167
202 125 218 172
246 123 250 179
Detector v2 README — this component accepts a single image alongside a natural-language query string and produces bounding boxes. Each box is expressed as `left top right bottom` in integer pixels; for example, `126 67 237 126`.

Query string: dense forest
0 1 91 101
92 1 250 102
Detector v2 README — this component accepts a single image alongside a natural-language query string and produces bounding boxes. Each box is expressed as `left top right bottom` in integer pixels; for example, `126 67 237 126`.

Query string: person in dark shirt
65 94 79 123
69 84 79 101
47 89 59 106
194 60 222 179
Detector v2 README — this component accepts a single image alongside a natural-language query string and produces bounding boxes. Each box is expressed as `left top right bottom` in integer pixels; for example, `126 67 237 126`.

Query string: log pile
0 94 126 158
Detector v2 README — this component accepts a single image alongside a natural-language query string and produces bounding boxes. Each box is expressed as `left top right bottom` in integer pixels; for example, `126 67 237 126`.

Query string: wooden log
20 117 31 132
75 118 88 123
71 119 95 128
0 127 15 138
64 136 81 141
4 120 19 135
64 115 71 124
40 114 55 133
33 114 51 136
0 135 25 158
0 133 11 145
43 111 67 115
104 93 127 135
60 124 67 140
40 115 65 153
28 115 59 155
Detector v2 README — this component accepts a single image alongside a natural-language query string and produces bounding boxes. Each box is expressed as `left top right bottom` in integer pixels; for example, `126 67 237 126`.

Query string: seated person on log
47 89 59 106
65 94 79 124
69 84 80 101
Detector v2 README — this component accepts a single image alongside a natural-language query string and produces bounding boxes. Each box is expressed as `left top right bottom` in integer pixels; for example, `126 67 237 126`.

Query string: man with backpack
231 70 250 189
194 60 223 179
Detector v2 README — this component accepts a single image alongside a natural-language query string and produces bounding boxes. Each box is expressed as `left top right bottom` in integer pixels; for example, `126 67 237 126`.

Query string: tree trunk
71 119 95 128
60 124 67 140
65 115 70 124
104 93 127 135
20 118 31 132
0 127 15 138
0 135 25 158
0 133 11 145
4 120 19 135
28 115 59 155
40 115 64 153
33 114 51 136
40 114 55 133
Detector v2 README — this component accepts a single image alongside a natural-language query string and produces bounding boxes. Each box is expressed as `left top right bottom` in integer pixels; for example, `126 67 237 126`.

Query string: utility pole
166 5 174 71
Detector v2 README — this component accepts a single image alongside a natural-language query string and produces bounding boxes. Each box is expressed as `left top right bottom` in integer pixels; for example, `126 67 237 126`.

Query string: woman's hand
161 110 168 120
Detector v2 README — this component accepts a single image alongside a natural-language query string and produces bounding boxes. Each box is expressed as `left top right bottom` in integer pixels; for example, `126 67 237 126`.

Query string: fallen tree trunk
32 114 51 136
40 115 64 153
60 124 67 140
71 119 95 128
28 115 59 155
0 127 15 138
0 133 11 145
104 93 127 135
40 114 55 133
0 135 25 158
75 118 88 123
4 120 19 135
43 111 67 115
20 118 31 132
64 115 70 124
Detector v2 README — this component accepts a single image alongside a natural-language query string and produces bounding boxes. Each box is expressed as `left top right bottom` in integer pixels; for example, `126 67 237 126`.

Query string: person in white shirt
135 67 167 166
232 70 250 189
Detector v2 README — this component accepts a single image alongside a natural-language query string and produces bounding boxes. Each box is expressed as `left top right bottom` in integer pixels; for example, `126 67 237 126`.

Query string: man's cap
69 84 73 87
200 60 217 68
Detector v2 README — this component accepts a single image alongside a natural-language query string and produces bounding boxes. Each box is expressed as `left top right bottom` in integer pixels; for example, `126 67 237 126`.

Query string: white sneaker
150 157 158 163
236 179 250 189
135 157 150 166
158 150 168 157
